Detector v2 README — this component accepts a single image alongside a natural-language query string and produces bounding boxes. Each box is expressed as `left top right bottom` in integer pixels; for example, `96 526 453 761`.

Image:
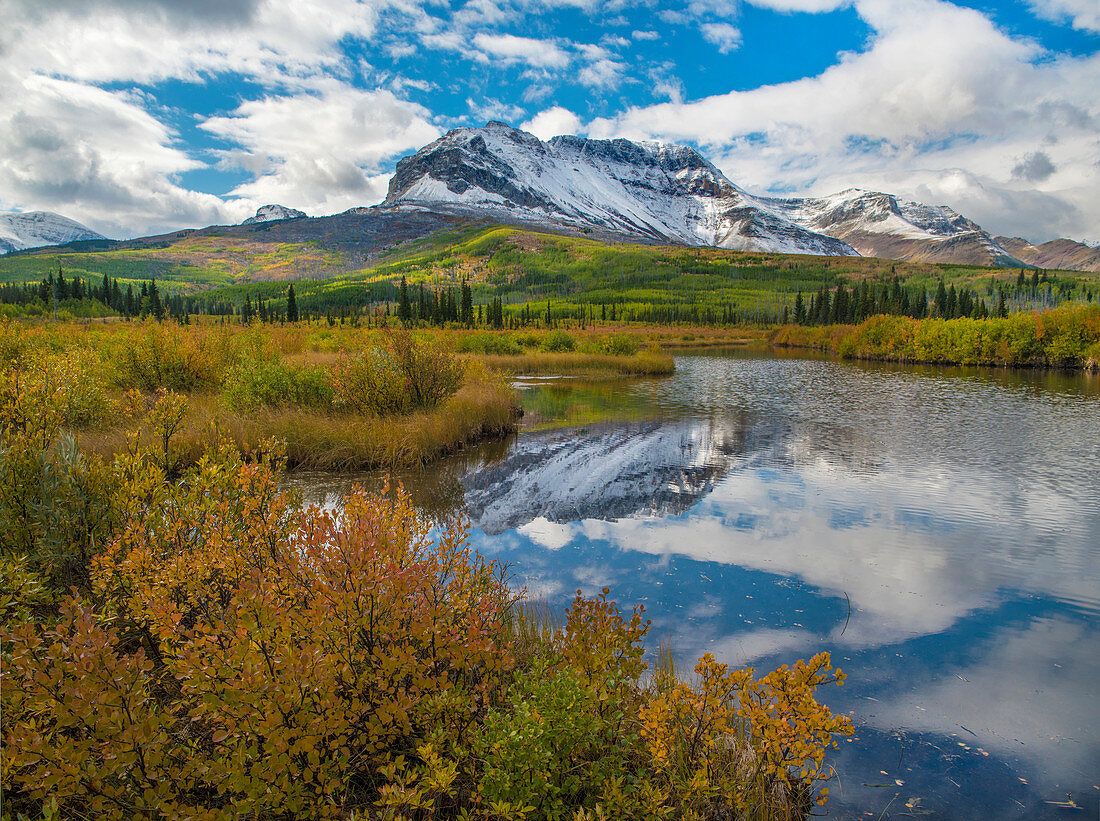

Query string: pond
285 349 1100 819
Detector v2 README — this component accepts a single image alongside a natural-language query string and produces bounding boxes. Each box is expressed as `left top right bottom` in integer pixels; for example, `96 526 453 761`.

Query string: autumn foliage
1 334 851 820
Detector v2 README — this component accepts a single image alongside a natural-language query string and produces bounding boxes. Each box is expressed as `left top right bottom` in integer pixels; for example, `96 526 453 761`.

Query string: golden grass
79 378 521 471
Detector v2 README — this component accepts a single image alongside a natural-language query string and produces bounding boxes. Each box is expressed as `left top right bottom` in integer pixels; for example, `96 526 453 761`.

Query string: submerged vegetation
772 303 1100 369
1 331 852 819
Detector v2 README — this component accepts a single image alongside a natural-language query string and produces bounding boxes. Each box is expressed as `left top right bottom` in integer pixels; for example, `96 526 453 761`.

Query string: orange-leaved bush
4 444 516 819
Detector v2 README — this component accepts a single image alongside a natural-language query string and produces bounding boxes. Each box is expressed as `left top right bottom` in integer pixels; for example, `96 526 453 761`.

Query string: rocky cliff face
0 211 106 254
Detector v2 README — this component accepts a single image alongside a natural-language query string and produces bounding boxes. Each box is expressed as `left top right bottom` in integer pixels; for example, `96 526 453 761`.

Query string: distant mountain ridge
383 122 1033 268
0 212 106 255
994 236 1100 273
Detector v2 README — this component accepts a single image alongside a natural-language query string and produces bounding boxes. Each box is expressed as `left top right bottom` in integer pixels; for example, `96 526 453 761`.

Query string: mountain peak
242 204 307 225
0 211 106 254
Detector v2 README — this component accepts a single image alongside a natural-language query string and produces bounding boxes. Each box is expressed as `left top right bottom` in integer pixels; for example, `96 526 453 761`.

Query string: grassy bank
0 319 523 472
771 303 1100 369
2 373 853 819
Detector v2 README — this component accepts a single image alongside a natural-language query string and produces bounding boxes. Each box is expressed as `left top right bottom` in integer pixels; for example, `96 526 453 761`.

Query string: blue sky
1 0 1097 242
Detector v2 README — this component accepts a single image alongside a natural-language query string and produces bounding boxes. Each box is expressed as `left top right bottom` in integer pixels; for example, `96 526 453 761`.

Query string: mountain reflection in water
287 351 1100 819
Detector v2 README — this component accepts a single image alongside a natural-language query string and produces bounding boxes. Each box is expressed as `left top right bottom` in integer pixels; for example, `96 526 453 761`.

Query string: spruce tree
287 284 299 323
149 280 165 321
398 276 411 323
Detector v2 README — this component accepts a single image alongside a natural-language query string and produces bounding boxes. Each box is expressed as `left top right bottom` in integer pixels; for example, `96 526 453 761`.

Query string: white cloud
589 0 1100 241
631 29 660 40
471 32 571 68
1026 0 1100 32
0 0 393 86
0 70 236 237
578 58 627 88
521 106 584 139
745 0 850 11
201 81 440 216
700 21 742 53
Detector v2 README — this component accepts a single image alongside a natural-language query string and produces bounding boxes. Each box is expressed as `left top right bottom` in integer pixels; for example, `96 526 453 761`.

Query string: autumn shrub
774 304 1100 368
115 322 227 391
389 331 464 409
0 360 117 598
331 346 413 415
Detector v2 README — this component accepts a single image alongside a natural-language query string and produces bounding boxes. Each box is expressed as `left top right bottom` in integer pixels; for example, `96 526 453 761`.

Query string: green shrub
455 331 523 356
331 347 411 416
540 330 576 352
606 333 640 356
222 358 333 411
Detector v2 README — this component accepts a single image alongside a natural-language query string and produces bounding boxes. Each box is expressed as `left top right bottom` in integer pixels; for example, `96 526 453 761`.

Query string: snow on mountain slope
0 212 106 254
385 122 858 256
242 204 307 225
758 188 1022 266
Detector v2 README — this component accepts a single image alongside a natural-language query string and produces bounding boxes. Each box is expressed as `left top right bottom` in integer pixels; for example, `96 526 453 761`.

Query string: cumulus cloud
521 106 584 139
1026 0 1100 32
578 59 627 88
201 82 440 215
471 33 571 68
700 21 742 53
0 0 391 86
0 70 235 237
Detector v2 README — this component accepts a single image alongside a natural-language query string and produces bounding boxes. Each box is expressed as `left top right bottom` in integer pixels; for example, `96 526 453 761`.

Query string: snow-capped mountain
385 122 858 256
384 123 1035 266
0 211 106 254
242 204 307 225
759 188 1020 267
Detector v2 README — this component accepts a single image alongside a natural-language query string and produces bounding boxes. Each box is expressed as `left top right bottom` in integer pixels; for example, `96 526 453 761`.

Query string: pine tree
946 284 957 319
149 280 165 321
934 281 948 317
287 284 299 323
460 278 473 326
793 291 805 324
398 276 411 324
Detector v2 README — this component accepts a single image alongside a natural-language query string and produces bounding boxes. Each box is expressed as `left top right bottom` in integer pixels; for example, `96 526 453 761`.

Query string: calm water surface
287 350 1100 819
